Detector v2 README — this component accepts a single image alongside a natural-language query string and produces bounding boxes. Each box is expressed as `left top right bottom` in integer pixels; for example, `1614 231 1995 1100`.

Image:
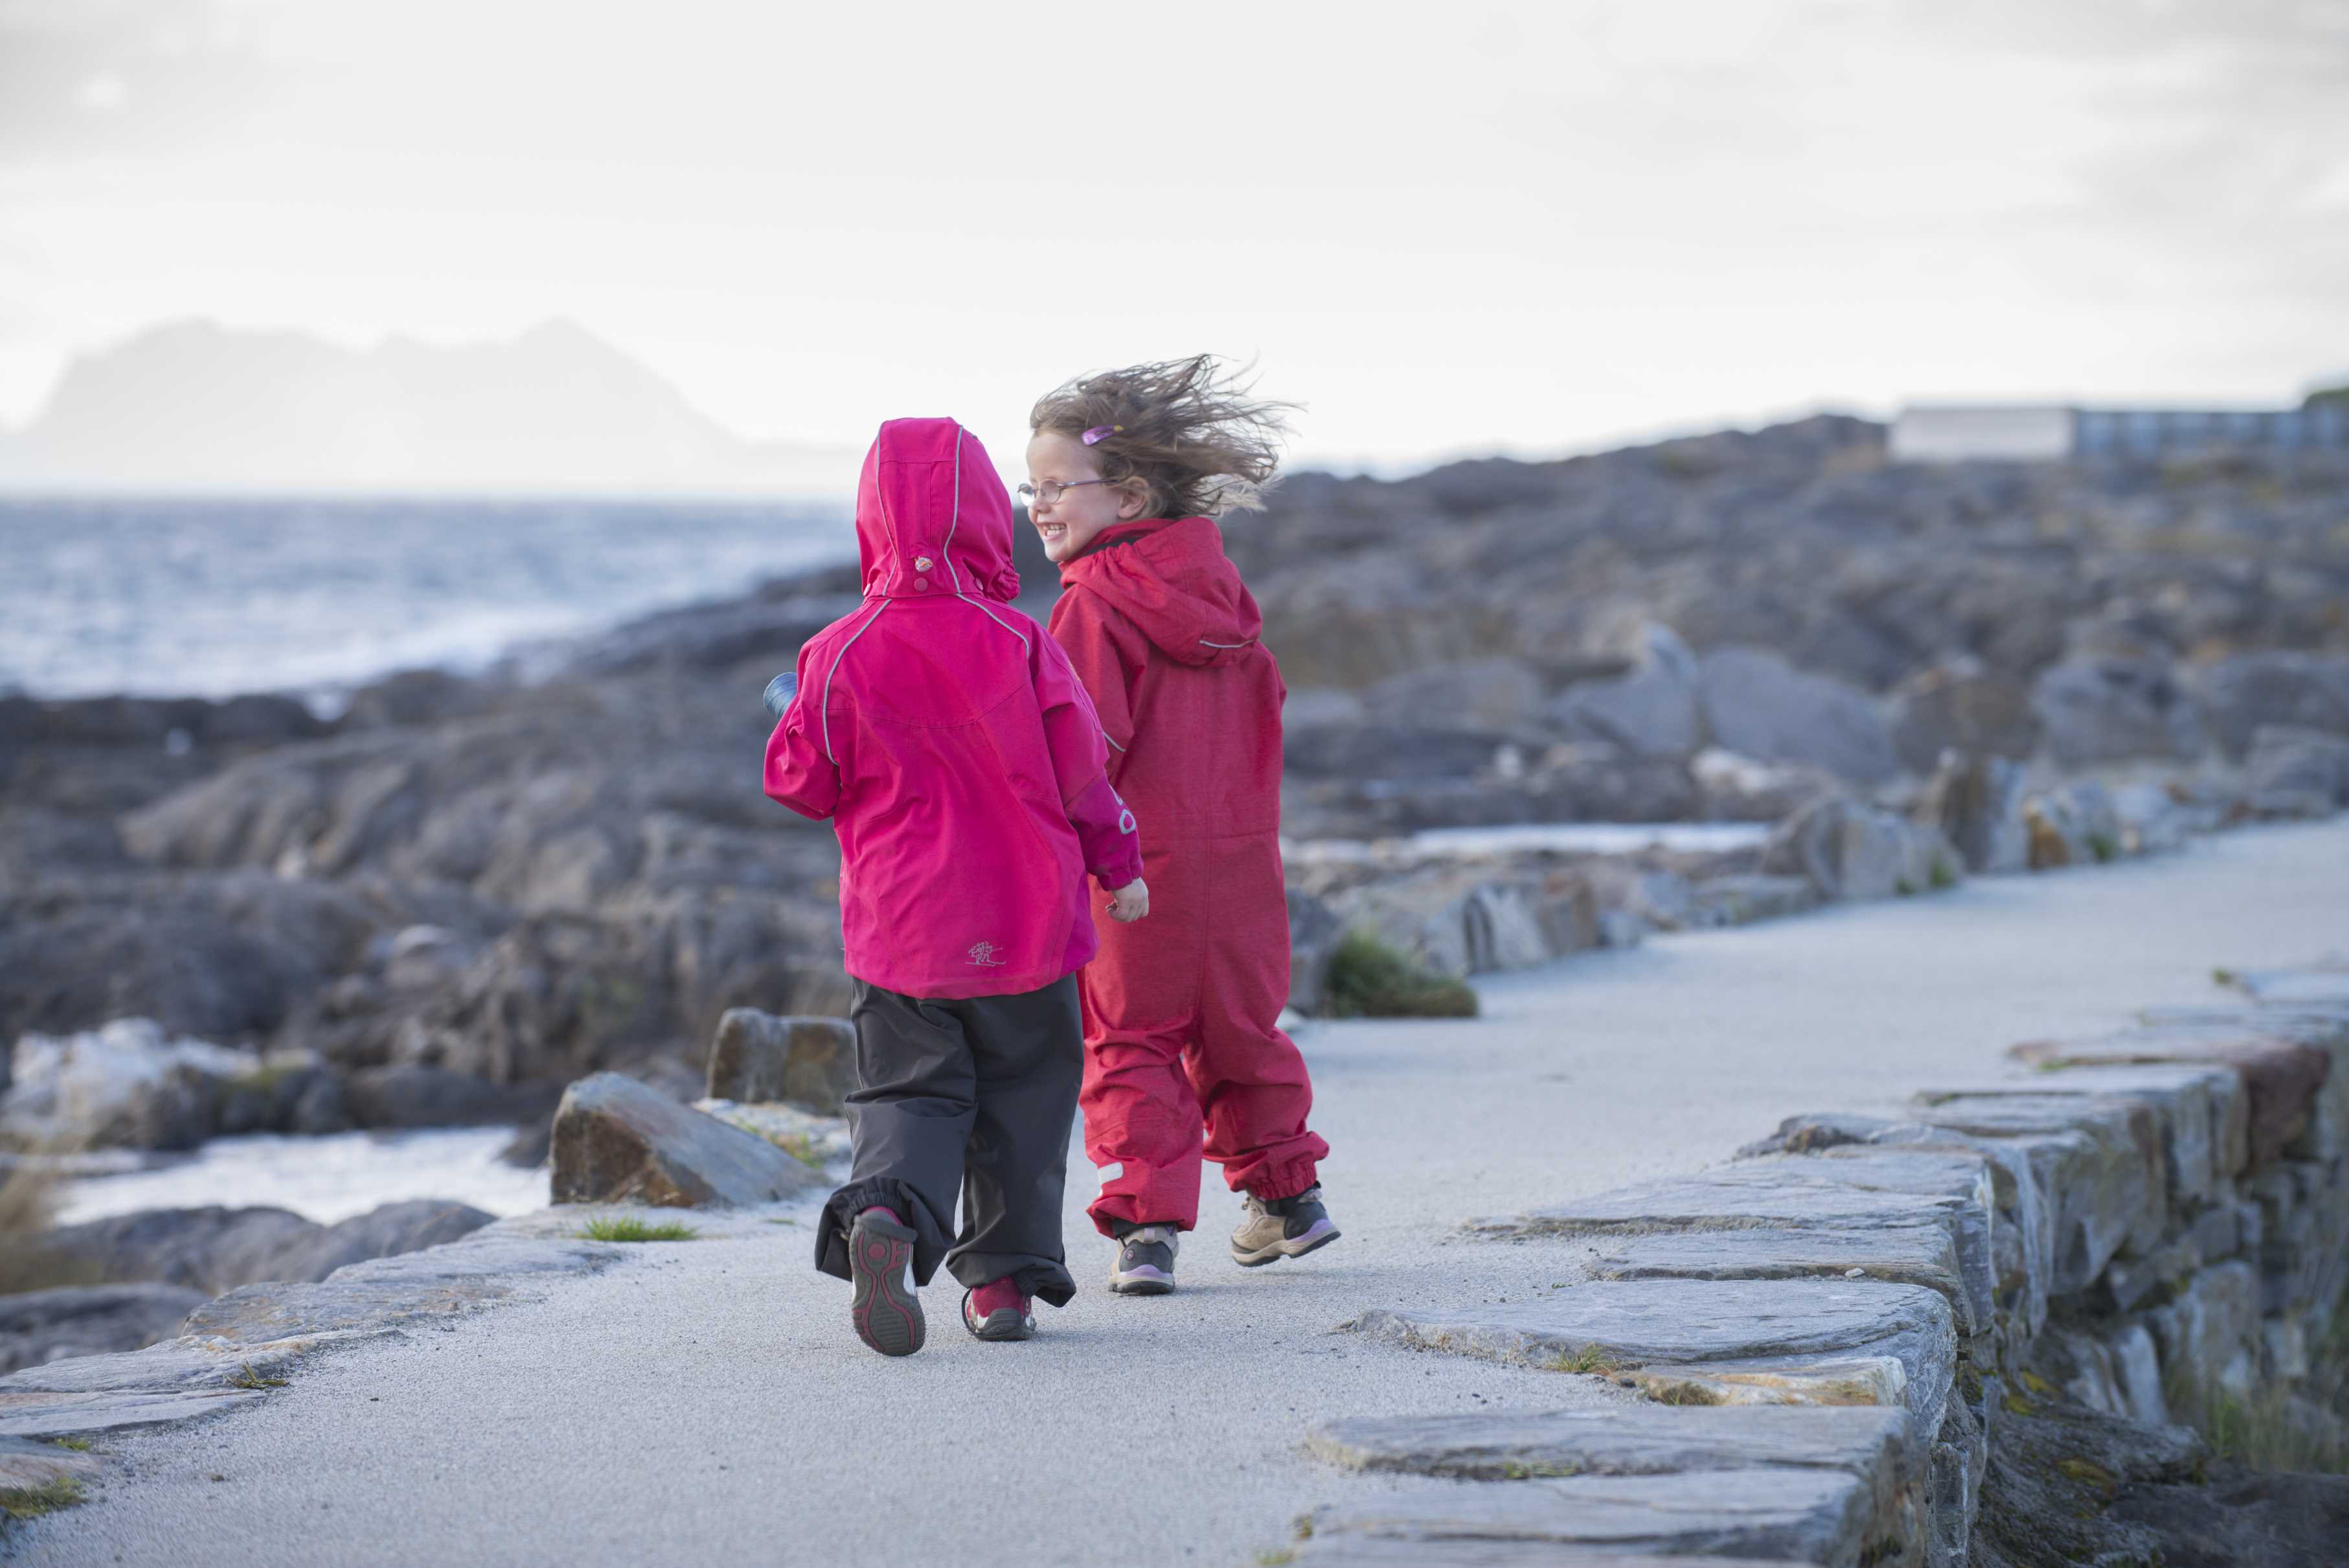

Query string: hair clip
1082 425 1123 446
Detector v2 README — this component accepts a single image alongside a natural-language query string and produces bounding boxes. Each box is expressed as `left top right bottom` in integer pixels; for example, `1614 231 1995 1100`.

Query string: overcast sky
3 0 2344 475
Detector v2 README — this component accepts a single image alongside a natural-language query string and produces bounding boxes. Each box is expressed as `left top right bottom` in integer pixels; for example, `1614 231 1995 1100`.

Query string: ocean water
0 494 853 705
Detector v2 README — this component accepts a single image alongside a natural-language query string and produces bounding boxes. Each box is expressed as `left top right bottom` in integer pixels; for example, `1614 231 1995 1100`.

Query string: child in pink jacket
766 416 1146 1356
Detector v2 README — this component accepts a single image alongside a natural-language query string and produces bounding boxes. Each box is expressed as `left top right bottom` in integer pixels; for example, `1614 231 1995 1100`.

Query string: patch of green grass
777 1133 827 1170
1543 1345 1620 1374
761 1216 799 1226
47 1438 92 1453
2087 832 2118 863
576 1214 701 1244
1321 931 1479 1019
0 1478 85 1521
1253 1551 1297 1567
1894 877 1917 897
1929 854 1957 891
227 1363 287 1390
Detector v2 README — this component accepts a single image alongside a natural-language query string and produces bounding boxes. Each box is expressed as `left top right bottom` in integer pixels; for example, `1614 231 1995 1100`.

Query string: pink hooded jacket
766 418 1142 999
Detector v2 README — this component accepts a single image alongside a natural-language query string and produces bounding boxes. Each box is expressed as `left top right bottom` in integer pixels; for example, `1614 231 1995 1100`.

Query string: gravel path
16 819 2349 1568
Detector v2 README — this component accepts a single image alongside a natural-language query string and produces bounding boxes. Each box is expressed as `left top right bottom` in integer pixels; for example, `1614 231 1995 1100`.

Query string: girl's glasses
1016 478 1116 508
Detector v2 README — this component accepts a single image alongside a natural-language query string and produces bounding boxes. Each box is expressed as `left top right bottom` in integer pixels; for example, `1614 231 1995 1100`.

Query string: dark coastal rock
2243 723 2349 817
1969 1392 2349 1568
257 1199 496 1283
1547 622 1703 758
1696 647 1900 785
1282 722 1512 781
550 1071 821 1207
703 1009 857 1115
1914 752 2030 874
2030 657 2204 768
0 869 499 1051
1761 797 1956 902
1286 887 1348 1016
39 1199 495 1296
1361 659 1547 732
0 1018 341 1152
346 1063 558 1130
1885 657 2041 776
0 1283 210 1374
2186 650 2349 760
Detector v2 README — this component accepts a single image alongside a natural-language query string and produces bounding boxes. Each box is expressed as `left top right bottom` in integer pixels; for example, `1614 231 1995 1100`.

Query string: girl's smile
1025 431 1146 564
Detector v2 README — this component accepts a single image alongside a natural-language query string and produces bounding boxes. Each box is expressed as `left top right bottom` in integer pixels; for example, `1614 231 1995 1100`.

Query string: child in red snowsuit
766 417 1147 1355
1026 357 1336 1295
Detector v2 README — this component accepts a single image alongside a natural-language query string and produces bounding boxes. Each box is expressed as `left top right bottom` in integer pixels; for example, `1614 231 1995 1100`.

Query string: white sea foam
1286 821 1771 863
56 1128 550 1226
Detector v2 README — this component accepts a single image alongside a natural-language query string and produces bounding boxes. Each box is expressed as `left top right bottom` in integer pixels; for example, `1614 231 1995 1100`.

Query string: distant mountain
0 319 857 495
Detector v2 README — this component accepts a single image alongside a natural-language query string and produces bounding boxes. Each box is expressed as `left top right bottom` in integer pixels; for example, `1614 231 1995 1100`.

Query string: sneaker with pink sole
847 1207 925 1357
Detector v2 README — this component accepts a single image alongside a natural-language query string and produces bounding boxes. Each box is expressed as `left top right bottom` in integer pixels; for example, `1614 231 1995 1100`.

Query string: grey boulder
1696 646 1899 786
0 1282 210 1374
550 1070 821 1207
703 1008 857 1115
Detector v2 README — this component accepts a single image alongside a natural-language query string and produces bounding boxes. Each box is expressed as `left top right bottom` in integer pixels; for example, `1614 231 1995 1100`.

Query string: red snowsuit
1048 516 1328 1235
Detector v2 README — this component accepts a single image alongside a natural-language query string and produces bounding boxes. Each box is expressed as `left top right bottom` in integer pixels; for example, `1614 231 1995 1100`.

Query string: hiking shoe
1231 1186 1341 1267
846 1207 925 1357
962 1279 1036 1341
1108 1223 1180 1295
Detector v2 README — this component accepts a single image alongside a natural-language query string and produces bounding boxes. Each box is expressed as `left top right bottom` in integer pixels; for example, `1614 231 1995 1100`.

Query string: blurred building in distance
1892 399 2349 462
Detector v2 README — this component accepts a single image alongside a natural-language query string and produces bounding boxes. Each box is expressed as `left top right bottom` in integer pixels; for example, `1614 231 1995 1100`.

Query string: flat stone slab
1291 1541 1815 1568
1345 1279 1955 1441
0 1218 627 1441
1471 1150 1997 1339
1468 1158 1979 1240
1618 1356 1910 1412
1309 1403 1908 1482
2220 966 2349 1006
1905 1092 2164 1293
1300 1468 1869 1567
1585 1225 1974 1335
0 1386 263 1439
0 1432 106 1486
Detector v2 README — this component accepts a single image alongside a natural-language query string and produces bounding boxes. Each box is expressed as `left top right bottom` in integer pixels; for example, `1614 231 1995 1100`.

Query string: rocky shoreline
6 415 2348 1550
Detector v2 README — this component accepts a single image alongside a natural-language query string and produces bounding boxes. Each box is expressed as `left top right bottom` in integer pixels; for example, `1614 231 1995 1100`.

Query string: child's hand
1106 878 1150 923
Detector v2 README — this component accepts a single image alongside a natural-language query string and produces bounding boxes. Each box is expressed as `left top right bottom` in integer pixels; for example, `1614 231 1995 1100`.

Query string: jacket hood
855 418 1020 602
1059 516 1261 668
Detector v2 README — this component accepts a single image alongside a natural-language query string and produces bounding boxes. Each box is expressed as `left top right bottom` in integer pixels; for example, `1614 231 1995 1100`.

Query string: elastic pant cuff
813 1177 952 1286
1241 1161 1322 1203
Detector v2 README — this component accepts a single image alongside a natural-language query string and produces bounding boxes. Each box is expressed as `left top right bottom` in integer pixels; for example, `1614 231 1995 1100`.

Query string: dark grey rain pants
814 974 1082 1306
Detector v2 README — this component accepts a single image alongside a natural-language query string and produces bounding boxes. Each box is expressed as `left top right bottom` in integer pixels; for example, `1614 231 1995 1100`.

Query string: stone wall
1292 962 2349 1566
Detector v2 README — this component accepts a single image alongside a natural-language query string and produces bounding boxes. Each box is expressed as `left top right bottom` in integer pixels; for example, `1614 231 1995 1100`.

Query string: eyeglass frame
1016 477 1122 508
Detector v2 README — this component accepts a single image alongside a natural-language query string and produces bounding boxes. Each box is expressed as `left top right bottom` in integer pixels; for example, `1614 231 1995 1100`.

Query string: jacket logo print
966 940 1008 967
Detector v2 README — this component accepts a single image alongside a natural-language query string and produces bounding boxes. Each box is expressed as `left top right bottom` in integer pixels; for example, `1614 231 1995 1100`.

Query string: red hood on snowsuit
1048 514 1326 1234
1060 515 1264 670
764 418 1141 998
1052 515 1284 844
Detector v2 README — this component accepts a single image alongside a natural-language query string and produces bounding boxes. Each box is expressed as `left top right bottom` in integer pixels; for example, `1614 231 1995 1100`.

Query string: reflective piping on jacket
1104 734 1127 753
1199 639 1253 648
820 599 894 763
939 424 967 595
955 593 1030 650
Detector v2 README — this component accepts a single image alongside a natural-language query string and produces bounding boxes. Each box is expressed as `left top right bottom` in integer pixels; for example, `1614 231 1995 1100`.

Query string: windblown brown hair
1029 355 1296 518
